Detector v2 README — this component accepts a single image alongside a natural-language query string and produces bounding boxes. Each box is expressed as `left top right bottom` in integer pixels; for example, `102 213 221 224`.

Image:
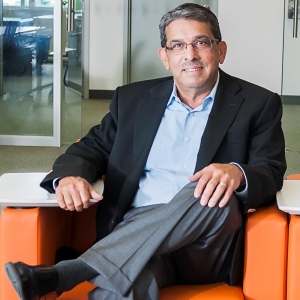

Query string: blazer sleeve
238 92 286 213
40 87 121 193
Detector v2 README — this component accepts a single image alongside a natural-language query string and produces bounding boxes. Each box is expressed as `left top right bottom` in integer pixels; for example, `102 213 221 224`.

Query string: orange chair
0 204 288 300
286 173 300 300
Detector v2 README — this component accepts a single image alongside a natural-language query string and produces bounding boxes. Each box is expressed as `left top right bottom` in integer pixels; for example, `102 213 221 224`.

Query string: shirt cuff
230 162 248 198
52 176 81 190
52 178 61 190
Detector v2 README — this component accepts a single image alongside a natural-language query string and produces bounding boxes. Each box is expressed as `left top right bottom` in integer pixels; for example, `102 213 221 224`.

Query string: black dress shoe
5 261 59 300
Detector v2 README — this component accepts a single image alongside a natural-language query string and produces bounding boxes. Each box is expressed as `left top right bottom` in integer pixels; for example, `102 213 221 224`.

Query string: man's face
158 19 227 95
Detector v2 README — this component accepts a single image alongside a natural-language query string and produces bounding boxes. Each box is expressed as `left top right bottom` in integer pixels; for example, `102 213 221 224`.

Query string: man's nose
184 43 200 60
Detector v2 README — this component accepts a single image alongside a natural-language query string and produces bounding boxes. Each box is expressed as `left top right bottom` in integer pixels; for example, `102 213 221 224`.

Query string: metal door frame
123 0 131 85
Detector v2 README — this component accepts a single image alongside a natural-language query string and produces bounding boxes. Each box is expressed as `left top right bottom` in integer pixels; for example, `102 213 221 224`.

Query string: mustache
181 61 204 69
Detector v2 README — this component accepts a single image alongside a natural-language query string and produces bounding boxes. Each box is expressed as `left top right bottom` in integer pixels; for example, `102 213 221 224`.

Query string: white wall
88 1 296 95
89 0 124 90
218 0 284 94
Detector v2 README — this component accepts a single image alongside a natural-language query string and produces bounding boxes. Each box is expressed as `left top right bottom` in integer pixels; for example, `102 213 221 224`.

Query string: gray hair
159 3 222 48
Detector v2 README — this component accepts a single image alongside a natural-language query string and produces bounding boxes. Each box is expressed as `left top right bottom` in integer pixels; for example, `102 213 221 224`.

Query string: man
5 3 286 300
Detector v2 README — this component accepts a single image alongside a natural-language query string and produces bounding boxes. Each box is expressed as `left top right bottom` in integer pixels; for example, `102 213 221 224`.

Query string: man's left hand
189 163 245 208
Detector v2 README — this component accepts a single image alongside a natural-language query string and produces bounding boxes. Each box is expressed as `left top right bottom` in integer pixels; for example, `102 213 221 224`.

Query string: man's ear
158 47 170 70
218 41 227 64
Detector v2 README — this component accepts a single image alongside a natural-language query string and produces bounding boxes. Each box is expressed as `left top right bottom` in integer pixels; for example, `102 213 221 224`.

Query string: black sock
55 259 98 294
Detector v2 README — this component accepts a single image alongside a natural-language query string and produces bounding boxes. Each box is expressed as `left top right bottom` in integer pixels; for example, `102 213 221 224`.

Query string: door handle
293 0 299 38
67 0 75 32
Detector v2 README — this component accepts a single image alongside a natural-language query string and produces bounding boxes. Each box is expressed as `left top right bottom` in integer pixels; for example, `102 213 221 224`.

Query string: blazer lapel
194 71 245 172
133 79 173 169
116 79 173 214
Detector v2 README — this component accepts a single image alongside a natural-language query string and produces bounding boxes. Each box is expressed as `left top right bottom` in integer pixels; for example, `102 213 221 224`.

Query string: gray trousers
79 181 242 300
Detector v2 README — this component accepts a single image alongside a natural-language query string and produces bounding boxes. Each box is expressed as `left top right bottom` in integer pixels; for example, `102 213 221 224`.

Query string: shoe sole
5 262 57 300
5 262 29 300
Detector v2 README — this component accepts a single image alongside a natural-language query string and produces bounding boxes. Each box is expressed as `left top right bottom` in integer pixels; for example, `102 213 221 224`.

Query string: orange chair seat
160 283 244 300
60 282 95 300
59 282 243 300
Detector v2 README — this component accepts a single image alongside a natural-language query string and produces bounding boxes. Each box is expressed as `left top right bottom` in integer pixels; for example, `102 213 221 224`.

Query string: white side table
0 172 103 207
277 180 300 215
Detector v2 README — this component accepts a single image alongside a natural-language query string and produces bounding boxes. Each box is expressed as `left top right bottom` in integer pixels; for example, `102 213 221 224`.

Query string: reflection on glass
0 2 55 136
3 1 54 7
0 0 82 144
288 0 300 19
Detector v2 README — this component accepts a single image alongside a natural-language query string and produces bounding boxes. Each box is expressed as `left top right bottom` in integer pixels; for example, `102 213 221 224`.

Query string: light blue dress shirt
133 75 212 207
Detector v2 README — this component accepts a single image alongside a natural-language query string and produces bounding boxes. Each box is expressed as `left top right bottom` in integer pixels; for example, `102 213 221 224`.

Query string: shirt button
185 137 191 142
182 164 187 169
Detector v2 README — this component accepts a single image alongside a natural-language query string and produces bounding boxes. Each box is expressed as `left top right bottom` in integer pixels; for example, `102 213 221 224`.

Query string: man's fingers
218 190 232 208
192 172 207 198
64 190 82 211
192 163 245 208
59 180 84 211
199 180 218 205
56 192 68 210
209 183 227 207
76 189 91 210
199 181 226 207
89 186 103 201
56 176 102 211
82 187 103 209
189 172 202 182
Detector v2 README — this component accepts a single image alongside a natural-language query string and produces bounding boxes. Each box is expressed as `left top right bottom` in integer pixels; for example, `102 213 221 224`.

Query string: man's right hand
56 176 103 211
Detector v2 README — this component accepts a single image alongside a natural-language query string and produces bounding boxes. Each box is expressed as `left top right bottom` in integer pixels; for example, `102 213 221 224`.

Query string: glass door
282 0 300 175
124 0 218 84
0 0 82 146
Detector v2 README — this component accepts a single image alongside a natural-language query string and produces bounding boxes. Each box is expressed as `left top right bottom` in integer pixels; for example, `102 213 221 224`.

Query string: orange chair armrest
243 205 288 300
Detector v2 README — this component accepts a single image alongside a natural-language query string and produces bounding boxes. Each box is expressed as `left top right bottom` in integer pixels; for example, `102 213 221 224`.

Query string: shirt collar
167 71 220 108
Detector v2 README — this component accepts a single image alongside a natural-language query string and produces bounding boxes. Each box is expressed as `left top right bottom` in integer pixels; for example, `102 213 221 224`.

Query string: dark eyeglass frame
165 38 219 52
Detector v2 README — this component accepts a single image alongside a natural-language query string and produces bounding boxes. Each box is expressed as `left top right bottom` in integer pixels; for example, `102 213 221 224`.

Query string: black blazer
41 69 286 284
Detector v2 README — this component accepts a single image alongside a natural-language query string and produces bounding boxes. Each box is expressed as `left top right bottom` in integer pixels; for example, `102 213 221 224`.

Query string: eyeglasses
165 38 219 52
